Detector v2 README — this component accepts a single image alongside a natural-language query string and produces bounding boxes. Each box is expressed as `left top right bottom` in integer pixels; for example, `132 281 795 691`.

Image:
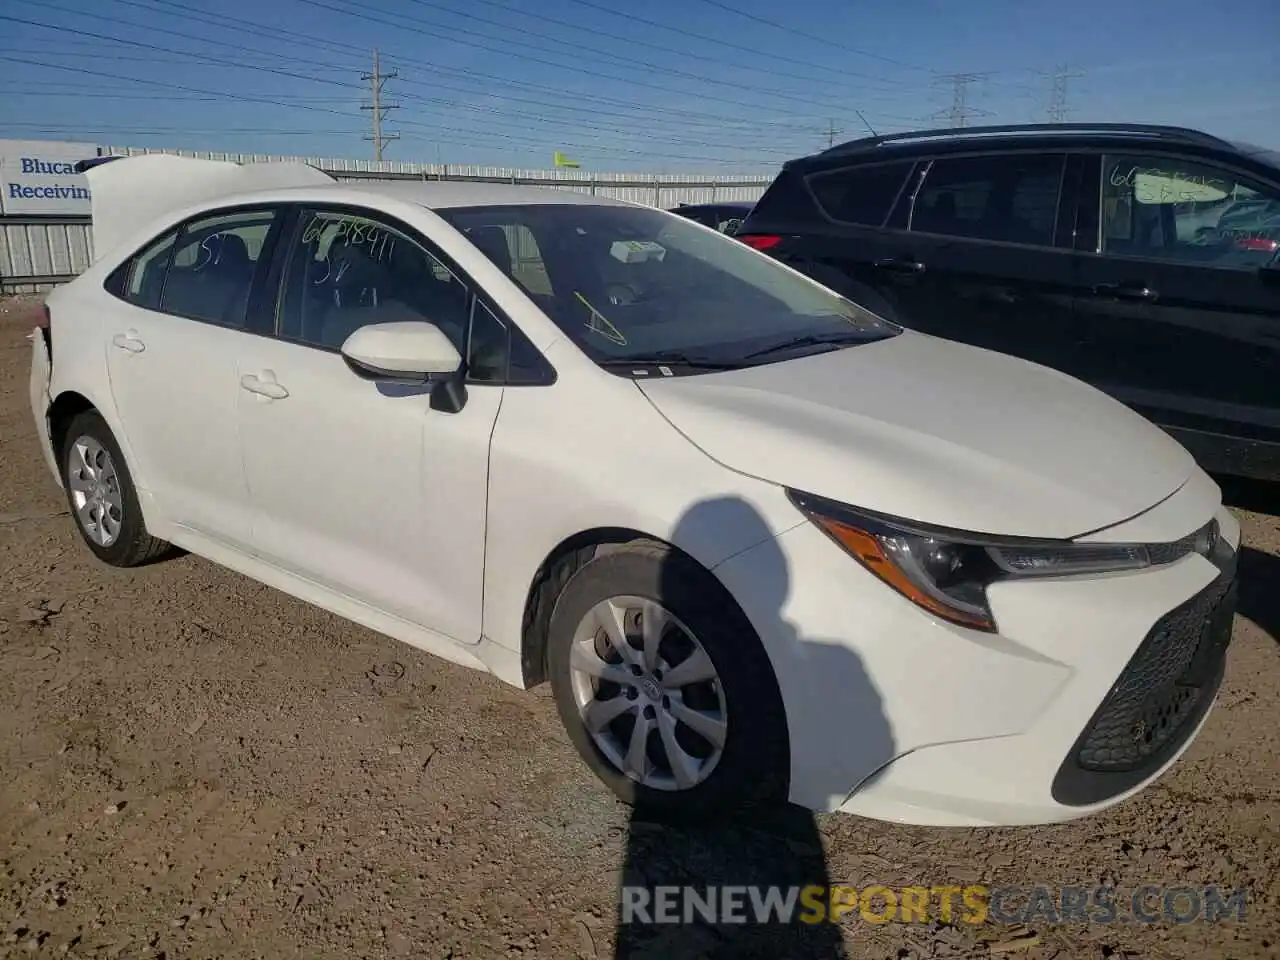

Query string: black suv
737 123 1280 482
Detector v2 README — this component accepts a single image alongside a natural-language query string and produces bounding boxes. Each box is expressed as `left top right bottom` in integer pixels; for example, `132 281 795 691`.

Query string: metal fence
1 146 772 293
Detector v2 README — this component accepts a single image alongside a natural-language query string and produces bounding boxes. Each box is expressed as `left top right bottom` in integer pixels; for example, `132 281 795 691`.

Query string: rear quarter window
806 161 915 226
747 170 822 223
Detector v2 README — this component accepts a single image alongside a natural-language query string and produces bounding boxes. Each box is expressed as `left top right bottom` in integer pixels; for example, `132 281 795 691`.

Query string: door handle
240 373 290 400
111 331 145 353
872 257 926 275
1092 282 1159 302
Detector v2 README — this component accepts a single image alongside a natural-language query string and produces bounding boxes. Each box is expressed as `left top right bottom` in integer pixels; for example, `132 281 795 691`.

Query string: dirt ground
1 295 1277 960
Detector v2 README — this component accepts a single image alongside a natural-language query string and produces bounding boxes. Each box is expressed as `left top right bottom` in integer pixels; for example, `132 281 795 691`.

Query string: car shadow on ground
1238 547 1280 645
612 497 896 959
1216 476 1280 645
1218 476 1280 518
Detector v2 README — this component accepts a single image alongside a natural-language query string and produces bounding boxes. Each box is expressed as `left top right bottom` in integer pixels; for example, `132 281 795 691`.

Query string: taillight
739 234 783 251
1234 236 1278 253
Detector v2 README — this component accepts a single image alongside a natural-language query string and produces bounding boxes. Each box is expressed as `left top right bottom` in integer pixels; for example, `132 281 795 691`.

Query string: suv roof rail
821 122 1235 156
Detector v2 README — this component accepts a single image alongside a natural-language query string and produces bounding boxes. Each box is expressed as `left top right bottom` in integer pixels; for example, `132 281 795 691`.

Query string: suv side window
1101 154 1280 269
806 162 914 226
911 153 1066 246
159 209 278 328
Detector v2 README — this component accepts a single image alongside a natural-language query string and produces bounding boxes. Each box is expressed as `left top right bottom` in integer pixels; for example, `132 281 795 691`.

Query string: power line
550 0 1035 98
1 3 917 165
296 0 911 116
361 47 400 161
932 72 994 128
401 0 920 99
0 35 811 159
687 0 930 71
0 44 804 160
555 0 927 87
0 55 779 168
0 14 824 150
88 0 920 132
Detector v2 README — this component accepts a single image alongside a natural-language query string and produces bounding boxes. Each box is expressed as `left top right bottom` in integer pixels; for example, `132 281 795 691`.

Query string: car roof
78 153 652 267
783 123 1268 172
336 178 635 210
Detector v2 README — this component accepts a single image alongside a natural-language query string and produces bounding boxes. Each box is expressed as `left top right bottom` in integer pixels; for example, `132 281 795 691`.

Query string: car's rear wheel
547 541 789 821
61 410 172 567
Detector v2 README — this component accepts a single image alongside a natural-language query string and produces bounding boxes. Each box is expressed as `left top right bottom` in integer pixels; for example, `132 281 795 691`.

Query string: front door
237 207 502 643
1071 151 1280 465
103 207 282 547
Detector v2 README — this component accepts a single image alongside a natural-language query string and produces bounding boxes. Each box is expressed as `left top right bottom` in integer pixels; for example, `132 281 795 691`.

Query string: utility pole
824 119 842 149
1044 64 1083 123
361 48 400 161
931 72 993 128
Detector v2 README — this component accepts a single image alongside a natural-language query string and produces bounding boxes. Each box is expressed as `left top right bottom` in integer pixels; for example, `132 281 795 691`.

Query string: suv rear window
806 162 914 226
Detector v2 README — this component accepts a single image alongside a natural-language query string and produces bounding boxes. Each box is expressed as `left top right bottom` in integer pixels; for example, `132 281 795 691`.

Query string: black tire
60 409 172 567
547 540 790 821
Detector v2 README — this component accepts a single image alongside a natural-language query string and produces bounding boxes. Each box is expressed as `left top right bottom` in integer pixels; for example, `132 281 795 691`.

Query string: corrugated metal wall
0 220 94 292
0 144 773 292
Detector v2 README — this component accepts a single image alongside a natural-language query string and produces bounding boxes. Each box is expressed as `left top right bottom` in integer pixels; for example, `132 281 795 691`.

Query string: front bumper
713 483 1239 827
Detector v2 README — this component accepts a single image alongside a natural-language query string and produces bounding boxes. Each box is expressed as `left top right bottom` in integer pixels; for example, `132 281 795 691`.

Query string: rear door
1070 151 1280 473
862 151 1082 373
102 206 283 548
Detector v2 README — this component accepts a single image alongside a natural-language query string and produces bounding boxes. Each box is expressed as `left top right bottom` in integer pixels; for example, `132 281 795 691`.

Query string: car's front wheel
547 541 789 820
60 409 172 567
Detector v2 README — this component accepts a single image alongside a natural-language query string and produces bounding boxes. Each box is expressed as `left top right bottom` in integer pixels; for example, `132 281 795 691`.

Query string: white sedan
29 154 1240 827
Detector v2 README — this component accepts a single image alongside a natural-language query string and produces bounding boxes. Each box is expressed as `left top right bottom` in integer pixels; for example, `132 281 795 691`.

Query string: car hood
637 331 1195 539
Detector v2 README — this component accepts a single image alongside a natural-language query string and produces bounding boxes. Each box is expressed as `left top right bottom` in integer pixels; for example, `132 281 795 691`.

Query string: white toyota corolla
28 154 1239 827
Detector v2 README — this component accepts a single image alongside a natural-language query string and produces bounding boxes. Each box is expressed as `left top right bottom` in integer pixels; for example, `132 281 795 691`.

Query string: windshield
438 203 899 372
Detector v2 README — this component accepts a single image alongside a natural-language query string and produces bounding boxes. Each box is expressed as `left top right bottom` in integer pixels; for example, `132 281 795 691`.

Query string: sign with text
0 140 97 215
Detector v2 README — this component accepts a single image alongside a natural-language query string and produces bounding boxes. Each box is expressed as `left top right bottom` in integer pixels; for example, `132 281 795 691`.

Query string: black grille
1076 577 1232 771
1052 548 1237 807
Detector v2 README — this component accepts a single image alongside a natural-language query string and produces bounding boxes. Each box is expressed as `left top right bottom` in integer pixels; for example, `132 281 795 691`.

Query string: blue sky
1 0 1277 172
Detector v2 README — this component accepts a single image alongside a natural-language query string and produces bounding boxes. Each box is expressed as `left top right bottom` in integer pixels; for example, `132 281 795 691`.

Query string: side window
121 230 177 311
1101 154 1280 269
278 209 471 351
911 154 1066 246
806 162 914 226
159 210 276 328
467 300 555 385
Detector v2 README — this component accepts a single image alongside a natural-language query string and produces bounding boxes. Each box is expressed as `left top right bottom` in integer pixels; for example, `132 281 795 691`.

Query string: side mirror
340 321 462 381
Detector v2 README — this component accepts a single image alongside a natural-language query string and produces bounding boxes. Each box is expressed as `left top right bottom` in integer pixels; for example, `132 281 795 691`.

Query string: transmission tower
824 119 843 149
1045 64 1083 123
361 48 400 161
931 72 993 128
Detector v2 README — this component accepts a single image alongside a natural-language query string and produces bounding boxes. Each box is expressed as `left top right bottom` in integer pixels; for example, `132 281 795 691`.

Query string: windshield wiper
599 351 743 371
740 331 877 361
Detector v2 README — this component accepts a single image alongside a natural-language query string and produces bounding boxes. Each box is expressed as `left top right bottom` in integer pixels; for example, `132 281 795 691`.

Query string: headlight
787 490 1154 632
